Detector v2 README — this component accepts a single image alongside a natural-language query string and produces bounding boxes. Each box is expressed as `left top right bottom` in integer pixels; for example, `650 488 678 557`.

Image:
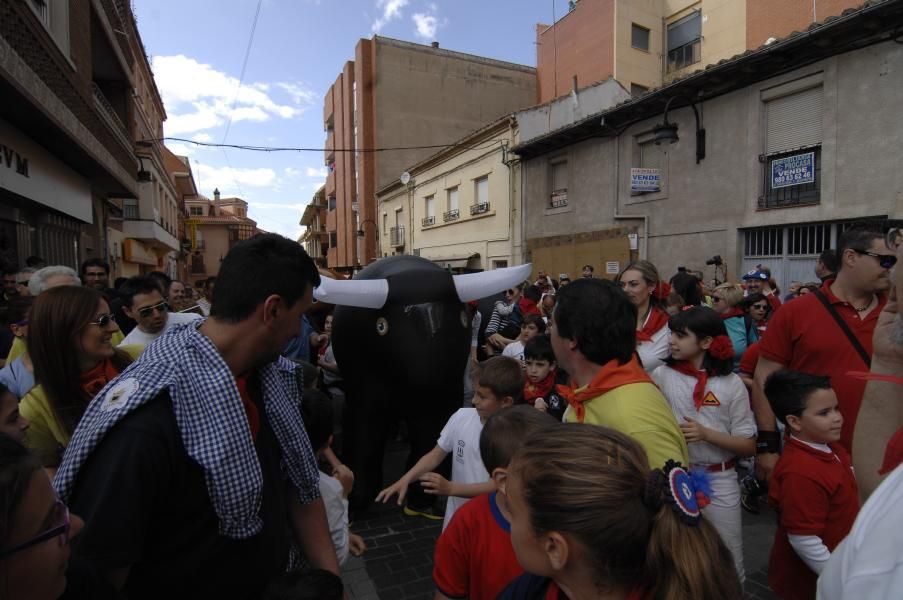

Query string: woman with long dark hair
19 287 139 467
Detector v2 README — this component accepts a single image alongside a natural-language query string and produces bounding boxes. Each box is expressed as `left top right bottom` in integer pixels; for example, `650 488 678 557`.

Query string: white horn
314 276 389 309
453 263 533 302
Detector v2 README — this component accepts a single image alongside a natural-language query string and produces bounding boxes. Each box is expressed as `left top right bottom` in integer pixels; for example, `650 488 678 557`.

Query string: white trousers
700 468 745 582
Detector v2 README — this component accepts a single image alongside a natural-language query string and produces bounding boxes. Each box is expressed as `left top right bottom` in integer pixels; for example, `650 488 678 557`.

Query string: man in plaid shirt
55 234 340 599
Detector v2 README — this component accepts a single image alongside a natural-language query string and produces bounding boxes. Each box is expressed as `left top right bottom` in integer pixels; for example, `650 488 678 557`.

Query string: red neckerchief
636 306 669 342
235 374 260 440
667 360 708 411
719 307 745 320
519 297 542 317
80 359 121 400
556 357 652 422
524 370 556 404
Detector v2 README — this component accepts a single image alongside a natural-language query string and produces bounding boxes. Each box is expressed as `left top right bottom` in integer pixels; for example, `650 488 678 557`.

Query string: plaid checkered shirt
53 320 320 539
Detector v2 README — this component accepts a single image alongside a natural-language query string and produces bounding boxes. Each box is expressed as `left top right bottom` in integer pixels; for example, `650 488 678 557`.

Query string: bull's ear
313 277 389 309
452 263 532 302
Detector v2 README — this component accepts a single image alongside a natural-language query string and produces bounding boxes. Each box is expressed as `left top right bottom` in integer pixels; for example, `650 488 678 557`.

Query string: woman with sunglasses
0 296 36 399
711 283 758 372
19 287 141 468
743 292 772 337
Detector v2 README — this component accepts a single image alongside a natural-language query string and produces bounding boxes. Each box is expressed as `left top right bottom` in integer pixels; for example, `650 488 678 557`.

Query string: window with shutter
761 86 824 208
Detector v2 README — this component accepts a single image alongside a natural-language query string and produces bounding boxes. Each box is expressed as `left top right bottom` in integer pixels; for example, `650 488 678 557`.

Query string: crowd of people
0 220 899 600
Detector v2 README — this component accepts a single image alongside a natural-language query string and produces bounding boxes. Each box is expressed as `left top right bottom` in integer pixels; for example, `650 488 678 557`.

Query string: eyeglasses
0 500 70 557
853 249 898 269
137 301 169 319
88 313 117 328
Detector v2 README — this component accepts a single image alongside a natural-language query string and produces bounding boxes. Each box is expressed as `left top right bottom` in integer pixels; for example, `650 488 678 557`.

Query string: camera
705 255 723 266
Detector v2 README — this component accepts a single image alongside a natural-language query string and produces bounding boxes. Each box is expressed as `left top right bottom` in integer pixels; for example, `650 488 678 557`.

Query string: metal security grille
744 226 783 257
787 224 831 255
760 147 821 209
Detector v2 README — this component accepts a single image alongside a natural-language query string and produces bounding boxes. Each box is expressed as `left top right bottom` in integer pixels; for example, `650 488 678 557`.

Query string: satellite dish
400 172 411 186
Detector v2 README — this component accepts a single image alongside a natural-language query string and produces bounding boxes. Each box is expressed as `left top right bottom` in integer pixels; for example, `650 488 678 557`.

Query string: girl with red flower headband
650 306 756 582
616 261 671 373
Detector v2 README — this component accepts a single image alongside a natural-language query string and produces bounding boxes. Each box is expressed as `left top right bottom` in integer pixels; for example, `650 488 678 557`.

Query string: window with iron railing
390 226 405 247
422 216 435 227
470 202 490 216
123 199 139 220
666 11 701 73
443 209 460 222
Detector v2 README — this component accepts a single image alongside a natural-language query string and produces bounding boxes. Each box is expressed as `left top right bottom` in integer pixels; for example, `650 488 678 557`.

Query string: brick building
322 36 536 272
536 0 867 105
0 0 144 270
183 189 258 286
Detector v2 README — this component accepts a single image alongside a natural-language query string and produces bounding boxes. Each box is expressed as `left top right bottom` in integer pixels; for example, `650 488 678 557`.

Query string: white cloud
194 163 277 195
165 142 195 156
305 166 328 177
412 12 438 39
150 55 316 136
284 167 301 178
372 0 408 32
192 133 213 143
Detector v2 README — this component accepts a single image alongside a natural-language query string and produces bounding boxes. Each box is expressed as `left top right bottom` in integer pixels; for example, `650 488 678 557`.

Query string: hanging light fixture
653 96 706 164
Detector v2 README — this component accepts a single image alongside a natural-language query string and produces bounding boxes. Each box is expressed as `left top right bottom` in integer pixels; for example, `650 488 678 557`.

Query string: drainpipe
612 134 649 259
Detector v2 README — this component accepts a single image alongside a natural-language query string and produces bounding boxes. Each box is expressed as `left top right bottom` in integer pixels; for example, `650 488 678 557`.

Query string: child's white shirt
502 340 525 363
651 366 756 465
318 470 350 565
437 407 489 530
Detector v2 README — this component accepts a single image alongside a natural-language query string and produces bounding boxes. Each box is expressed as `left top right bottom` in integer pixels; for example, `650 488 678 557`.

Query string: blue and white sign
631 168 661 193
771 152 815 189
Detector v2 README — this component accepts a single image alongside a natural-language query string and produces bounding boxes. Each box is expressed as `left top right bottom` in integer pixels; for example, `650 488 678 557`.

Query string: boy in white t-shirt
501 315 546 367
376 356 523 530
301 390 366 566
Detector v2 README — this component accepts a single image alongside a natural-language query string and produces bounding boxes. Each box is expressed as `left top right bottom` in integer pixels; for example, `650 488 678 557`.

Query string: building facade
183 189 258 287
299 185 328 266
537 0 865 104
516 1 903 293
0 0 143 270
322 36 536 272
376 117 523 272
112 23 180 279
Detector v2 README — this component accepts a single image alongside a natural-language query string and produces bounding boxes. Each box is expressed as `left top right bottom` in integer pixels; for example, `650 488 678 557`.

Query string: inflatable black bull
314 255 531 510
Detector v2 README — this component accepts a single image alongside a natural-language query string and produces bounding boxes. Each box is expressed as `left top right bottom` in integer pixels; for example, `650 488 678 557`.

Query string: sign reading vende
630 168 660 193
771 152 815 189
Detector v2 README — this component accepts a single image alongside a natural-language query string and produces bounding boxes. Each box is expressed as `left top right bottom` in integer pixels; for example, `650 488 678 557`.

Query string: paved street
343 440 779 600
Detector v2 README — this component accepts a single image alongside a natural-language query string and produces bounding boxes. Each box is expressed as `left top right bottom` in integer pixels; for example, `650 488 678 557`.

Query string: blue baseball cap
742 270 768 281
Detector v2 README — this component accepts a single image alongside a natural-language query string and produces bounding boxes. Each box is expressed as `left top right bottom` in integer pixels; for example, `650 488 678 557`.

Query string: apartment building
183 189 258 286
0 0 143 269
299 185 328 266
536 0 863 104
322 36 536 272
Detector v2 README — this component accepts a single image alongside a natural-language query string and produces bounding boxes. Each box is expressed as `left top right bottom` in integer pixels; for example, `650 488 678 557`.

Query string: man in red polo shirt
752 223 895 480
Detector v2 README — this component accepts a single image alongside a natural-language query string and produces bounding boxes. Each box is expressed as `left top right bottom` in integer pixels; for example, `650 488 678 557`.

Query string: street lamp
653 96 706 164
357 219 378 238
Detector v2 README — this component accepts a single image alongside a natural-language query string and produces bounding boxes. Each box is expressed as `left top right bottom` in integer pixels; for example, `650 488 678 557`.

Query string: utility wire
222 0 264 145
146 137 509 154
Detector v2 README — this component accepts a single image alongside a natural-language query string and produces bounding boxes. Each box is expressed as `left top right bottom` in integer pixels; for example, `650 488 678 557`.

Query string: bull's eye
376 317 389 336
460 310 468 328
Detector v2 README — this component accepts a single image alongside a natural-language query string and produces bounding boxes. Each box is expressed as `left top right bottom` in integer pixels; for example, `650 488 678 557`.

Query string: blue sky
132 0 571 239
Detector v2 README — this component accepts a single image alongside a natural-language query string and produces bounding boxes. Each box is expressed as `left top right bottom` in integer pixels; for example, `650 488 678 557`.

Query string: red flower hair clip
708 335 735 360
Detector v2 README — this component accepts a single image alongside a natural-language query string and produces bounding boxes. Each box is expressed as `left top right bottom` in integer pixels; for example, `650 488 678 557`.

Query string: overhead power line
150 137 508 154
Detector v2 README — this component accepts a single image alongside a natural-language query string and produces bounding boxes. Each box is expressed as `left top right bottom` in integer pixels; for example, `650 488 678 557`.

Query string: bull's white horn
453 263 532 302
313 276 389 309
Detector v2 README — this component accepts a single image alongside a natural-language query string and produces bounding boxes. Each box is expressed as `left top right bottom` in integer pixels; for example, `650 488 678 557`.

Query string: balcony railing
470 202 490 216
443 209 460 222
91 82 132 151
123 203 139 220
422 216 435 227
390 226 405 247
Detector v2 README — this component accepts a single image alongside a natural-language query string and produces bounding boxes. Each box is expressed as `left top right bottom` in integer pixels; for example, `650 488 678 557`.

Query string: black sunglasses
0 500 70 557
88 313 117 328
137 301 169 319
853 249 897 269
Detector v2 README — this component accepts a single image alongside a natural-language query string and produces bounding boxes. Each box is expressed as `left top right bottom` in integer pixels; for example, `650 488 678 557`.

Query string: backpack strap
812 290 871 368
